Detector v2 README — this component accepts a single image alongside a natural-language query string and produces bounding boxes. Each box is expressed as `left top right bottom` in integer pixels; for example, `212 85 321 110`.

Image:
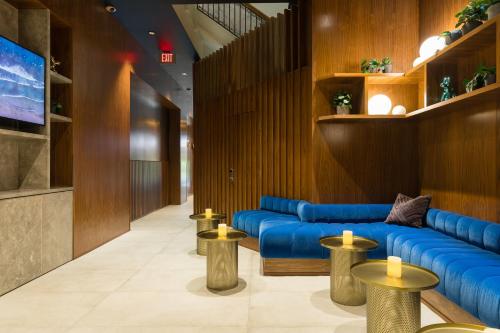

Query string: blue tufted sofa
233 196 500 327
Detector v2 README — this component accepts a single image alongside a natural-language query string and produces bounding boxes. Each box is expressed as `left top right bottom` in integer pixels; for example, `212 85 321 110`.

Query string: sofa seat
232 210 299 238
259 220 413 259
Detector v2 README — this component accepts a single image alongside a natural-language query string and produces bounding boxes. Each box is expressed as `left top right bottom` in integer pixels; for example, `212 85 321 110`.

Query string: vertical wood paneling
193 7 311 223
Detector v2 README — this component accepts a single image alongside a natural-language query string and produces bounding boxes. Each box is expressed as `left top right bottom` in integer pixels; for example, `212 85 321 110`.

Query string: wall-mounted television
0 35 46 126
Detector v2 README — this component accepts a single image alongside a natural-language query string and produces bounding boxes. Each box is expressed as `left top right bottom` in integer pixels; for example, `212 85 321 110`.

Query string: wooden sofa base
239 237 259 252
421 290 484 325
261 258 330 276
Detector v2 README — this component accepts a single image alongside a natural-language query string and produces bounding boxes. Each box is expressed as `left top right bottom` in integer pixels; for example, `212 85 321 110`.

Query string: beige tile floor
0 197 444 332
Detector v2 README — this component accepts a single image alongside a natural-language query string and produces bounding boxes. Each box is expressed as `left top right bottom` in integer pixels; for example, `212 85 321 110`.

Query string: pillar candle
387 256 402 278
205 208 213 219
218 223 227 237
343 230 353 245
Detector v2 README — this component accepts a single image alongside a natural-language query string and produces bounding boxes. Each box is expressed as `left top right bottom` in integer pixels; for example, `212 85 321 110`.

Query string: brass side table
197 229 247 291
351 260 440 333
320 235 378 306
417 323 487 333
189 212 226 255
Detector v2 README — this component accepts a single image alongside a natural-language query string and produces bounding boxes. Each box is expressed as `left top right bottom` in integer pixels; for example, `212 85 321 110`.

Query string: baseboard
261 258 330 276
421 290 484 325
239 237 259 252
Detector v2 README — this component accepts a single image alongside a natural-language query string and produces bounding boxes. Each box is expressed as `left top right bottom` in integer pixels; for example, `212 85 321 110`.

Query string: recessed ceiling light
181 72 188 76
105 4 117 13
148 31 156 36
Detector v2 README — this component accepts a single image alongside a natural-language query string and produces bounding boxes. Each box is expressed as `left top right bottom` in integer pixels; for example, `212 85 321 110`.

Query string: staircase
196 3 268 38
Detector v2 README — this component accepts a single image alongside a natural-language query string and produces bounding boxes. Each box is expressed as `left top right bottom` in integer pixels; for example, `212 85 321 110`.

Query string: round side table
320 235 378 306
197 229 247 291
351 260 440 333
189 213 226 255
417 323 487 333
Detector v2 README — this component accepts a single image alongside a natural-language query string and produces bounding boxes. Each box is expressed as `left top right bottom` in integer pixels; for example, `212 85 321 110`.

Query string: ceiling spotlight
105 4 117 13
181 72 188 76
148 31 156 36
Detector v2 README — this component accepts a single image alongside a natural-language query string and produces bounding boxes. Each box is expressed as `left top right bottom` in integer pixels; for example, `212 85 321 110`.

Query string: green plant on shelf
331 91 353 115
361 59 382 73
455 0 488 32
464 65 496 92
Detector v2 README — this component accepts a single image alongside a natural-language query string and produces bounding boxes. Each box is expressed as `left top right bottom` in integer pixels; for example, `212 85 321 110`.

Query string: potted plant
478 65 496 85
440 29 463 45
486 0 500 19
361 59 383 73
331 91 353 115
381 57 393 73
455 0 489 35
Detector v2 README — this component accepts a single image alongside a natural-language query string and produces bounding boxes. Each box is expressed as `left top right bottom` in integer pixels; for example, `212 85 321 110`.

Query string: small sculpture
50 56 61 72
440 76 456 101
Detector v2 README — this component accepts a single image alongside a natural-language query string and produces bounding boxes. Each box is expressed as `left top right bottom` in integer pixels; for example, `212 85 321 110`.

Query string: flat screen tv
0 35 45 126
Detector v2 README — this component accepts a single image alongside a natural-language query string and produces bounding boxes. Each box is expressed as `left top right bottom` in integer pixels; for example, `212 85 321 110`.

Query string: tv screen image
0 35 45 125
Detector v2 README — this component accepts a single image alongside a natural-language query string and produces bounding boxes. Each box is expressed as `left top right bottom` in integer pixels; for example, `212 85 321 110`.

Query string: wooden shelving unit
50 70 72 84
50 113 72 123
0 128 48 140
316 16 499 123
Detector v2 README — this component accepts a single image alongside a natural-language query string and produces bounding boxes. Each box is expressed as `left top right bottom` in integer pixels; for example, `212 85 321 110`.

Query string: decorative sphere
392 105 407 115
368 94 392 115
419 36 446 59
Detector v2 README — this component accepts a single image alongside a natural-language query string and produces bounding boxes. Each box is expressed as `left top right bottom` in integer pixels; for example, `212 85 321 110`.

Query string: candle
387 256 402 278
343 230 353 245
218 223 227 237
205 208 213 219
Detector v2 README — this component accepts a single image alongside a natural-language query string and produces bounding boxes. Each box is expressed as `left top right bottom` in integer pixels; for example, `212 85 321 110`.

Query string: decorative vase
383 64 393 73
461 21 482 35
485 73 496 86
445 29 463 44
487 3 500 20
336 105 350 115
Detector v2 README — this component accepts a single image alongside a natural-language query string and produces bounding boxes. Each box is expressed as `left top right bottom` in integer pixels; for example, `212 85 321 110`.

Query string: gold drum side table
189 213 226 255
417 323 487 333
197 229 247 291
351 260 440 333
320 235 378 306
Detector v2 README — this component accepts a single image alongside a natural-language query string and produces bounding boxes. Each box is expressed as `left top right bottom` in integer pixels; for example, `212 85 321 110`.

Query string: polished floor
0 197 443 332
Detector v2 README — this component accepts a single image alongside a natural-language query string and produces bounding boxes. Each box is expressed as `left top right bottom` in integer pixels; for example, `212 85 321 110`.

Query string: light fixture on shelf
148 31 156 36
419 36 446 59
368 94 392 115
392 105 407 115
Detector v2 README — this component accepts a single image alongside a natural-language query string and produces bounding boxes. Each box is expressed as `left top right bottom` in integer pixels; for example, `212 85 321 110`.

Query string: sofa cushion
232 209 299 238
426 209 500 254
297 203 393 223
260 220 411 259
259 196 306 215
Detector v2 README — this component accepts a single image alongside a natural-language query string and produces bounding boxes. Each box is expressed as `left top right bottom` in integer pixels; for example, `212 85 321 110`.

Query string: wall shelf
317 114 406 123
50 70 72 84
316 83 500 123
0 128 48 140
50 113 72 123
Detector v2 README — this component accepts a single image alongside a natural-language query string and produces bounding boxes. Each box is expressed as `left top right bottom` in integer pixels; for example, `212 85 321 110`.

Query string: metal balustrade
197 3 268 37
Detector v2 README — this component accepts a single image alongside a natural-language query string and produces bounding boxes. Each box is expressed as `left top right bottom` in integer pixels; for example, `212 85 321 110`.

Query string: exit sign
161 52 175 64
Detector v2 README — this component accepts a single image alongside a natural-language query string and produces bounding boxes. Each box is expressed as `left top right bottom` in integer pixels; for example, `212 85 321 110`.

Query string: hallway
0 198 443 332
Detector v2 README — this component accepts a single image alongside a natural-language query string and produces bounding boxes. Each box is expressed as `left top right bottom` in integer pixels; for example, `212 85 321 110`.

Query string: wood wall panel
193 4 311 223
130 160 163 221
311 0 420 204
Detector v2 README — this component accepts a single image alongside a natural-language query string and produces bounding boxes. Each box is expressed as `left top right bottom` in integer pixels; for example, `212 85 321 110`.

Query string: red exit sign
161 52 175 63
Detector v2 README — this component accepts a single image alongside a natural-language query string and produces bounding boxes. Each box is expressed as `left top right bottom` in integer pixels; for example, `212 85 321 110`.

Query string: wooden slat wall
130 160 163 221
193 5 312 223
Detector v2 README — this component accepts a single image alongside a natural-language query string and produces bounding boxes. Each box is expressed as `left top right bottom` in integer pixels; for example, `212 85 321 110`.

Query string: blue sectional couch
233 196 500 327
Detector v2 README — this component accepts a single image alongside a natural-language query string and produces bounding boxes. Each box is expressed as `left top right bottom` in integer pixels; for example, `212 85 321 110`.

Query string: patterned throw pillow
385 193 432 228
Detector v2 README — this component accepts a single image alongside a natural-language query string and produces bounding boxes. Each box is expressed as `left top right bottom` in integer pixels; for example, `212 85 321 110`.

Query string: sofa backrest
298 203 393 223
426 209 500 254
260 196 307 215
